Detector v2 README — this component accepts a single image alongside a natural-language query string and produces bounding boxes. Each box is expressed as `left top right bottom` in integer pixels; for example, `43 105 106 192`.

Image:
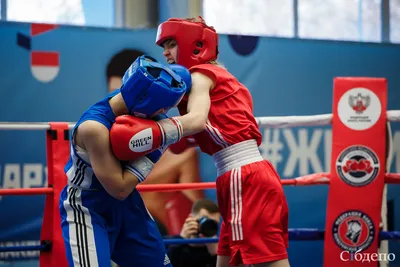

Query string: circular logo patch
336 146 379 187
337 87 381 131
332 210 375 252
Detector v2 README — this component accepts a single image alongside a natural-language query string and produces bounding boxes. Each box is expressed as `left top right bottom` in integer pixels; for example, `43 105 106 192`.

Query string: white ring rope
257 110 400 128
0 110 399 130
256 114 332 128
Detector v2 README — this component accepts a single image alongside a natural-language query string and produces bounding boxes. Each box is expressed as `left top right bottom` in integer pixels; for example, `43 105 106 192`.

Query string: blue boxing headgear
121 55 190 118
168 64 192 94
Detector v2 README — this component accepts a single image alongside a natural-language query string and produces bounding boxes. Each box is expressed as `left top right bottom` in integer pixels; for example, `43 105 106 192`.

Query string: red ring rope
0 173 398 196
0 187 53 196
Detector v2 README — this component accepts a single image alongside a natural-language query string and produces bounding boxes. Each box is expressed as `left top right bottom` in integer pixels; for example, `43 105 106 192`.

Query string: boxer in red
110 17 290 267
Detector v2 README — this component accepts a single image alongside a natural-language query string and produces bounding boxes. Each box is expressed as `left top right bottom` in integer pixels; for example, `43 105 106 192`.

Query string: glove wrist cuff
157 117 183 146
124 157 154 183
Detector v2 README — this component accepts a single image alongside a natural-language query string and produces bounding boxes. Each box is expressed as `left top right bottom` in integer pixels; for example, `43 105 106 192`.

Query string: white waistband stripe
213 139 264 176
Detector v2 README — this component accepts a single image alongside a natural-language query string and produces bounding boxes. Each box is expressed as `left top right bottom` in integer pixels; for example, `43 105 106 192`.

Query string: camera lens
198 217 219 237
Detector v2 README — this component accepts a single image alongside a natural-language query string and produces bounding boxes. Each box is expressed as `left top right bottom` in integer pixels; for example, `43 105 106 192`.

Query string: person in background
142 147 205 235
167 199 221 267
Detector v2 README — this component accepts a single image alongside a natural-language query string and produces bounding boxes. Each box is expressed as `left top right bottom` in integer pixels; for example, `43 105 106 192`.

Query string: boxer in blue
59 55 191 267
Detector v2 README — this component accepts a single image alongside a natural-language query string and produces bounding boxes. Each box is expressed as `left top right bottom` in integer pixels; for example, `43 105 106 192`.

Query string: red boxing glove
169 136 198 154
110 115 162 161
110 115 183 161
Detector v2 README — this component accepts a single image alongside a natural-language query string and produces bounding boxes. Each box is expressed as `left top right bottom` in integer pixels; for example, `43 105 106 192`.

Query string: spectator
167 199 221 267
142 148 205 235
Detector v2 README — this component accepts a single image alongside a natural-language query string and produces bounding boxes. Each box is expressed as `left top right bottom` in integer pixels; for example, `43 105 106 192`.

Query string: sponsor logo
333 210 375 252
129 128 153 152
336 145 379 186
337 88 381 131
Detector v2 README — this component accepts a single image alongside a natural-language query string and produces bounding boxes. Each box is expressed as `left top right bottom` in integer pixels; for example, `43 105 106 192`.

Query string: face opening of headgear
155 16 219 69
120 55 188 118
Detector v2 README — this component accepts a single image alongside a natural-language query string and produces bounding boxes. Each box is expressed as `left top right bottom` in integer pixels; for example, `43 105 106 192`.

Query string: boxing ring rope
2 231 400 253
1 172 400 196
256 110 400 128
0 110 399 131
0 107 399 265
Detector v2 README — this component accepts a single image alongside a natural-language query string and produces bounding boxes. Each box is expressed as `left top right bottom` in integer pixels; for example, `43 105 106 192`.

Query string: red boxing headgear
156 17 219 68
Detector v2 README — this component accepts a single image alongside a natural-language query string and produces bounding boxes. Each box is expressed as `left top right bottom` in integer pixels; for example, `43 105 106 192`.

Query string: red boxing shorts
213 141 289 266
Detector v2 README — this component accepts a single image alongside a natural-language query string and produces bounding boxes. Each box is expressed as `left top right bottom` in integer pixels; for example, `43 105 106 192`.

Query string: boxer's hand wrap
110 115 182 161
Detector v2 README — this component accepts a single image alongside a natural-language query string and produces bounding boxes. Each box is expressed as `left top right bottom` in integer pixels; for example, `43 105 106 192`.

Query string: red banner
324 77 387 266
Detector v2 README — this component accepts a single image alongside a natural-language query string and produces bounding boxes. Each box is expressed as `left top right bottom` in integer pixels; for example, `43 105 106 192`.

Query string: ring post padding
40 122 70 267
323 78 388 267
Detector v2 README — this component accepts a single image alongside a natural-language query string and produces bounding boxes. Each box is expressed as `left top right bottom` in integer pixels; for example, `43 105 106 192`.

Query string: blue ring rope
0 230 399 253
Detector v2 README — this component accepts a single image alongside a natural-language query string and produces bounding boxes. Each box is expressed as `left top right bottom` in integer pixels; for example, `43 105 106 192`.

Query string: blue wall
0 21 399 266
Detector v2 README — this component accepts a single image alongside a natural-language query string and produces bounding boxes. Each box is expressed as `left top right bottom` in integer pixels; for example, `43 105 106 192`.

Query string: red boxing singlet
177 64 262 156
